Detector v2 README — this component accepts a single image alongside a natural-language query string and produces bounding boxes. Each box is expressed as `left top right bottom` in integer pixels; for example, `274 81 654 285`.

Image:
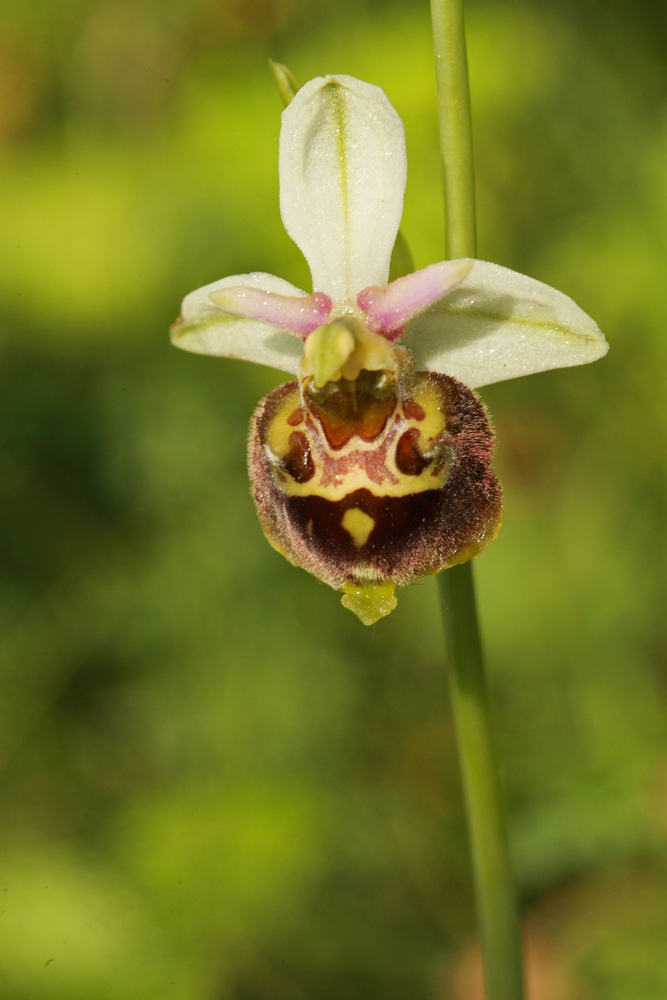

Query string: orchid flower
171 74 607 624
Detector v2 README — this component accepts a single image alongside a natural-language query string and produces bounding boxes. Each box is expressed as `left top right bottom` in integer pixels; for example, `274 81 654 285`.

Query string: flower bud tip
269 60 301 107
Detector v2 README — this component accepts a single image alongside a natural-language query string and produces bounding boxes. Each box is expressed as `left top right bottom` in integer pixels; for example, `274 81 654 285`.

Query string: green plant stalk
438 565 523 999
430 0 525 997
430 0 477 260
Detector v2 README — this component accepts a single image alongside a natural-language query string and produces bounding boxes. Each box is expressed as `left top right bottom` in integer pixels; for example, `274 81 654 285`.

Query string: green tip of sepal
341 581 398 625
269 60 301 107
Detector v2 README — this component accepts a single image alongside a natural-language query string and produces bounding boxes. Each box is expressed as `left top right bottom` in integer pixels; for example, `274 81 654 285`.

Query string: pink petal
357 259 473 340
209 287 332 339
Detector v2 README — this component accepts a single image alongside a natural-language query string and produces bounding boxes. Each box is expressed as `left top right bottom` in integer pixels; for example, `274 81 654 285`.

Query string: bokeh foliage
1 0 667 997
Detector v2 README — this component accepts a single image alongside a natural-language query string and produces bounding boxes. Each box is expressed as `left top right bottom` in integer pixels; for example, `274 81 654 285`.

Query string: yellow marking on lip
410 379 446 453
265 385 302 460
341 507 375 547
270 430 453 499
264 375 453 500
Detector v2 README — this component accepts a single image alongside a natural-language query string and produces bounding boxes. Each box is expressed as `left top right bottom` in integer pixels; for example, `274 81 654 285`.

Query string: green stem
430 0 477 259
438 564 524 999
430 1 524 996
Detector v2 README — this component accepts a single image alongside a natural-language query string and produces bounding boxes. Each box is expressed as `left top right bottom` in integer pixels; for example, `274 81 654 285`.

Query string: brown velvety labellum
248 372 502 593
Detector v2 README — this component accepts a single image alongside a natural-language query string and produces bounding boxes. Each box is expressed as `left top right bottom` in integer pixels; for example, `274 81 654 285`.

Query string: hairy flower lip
248 371 503 589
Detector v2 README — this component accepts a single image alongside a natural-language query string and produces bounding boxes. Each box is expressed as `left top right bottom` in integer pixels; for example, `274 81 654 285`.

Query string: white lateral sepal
401 260 608 388
170 272 309 374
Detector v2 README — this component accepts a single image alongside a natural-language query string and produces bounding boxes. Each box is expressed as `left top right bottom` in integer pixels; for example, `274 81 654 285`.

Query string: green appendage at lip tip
341 581 398 625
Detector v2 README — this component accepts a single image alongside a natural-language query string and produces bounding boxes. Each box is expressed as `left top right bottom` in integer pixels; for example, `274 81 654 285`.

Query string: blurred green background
1 0 667 997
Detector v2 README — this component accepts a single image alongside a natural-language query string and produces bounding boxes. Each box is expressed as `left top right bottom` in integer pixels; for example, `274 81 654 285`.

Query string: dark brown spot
395 428 429 476
282 431 314 483
287 407 304 426
403 399 426 421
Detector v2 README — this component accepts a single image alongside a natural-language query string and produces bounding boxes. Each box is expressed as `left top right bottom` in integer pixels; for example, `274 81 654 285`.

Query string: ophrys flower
171 75 607 624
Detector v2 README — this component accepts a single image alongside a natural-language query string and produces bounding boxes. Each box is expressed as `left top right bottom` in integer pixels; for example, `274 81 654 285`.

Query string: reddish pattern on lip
248 372 502 592
308 386 397 449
